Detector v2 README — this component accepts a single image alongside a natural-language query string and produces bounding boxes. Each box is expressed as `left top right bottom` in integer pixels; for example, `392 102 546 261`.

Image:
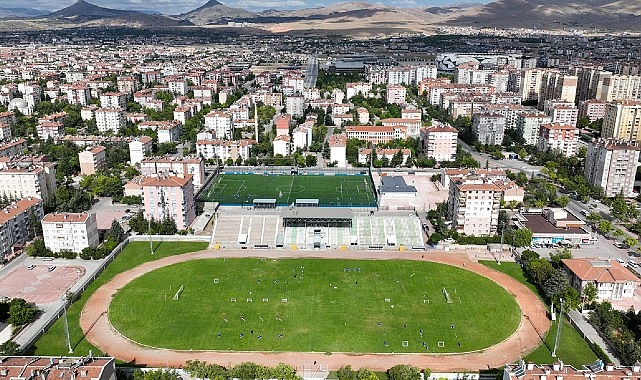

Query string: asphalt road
303 55 318 89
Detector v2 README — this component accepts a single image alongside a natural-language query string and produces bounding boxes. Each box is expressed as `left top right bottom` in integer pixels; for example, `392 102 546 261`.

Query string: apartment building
543 100 578 127
386 85 407 105
346 82 372 99
196 139 254 162
42 212 99 253
140 155 205 188
515 112 552 145
0 356 116 380
357 107 370 124
421 123 458 162
602 100 641 142
447 179 502 236
472 113 505 145
204 111 233 140
345 125 408 144
292 126 313 150
538 72 577 109
601 74 641 102
95 108 126 133
578 99 607 122
64 84 91 106
128 136 153 165
357 148 411 165
117 76 139 94
99 92 127 109
519 68 548 102
0 197 43 259
275 114 292 137
584 138 641 197
141 174 195 230
381 118 422 138
0 163 57 202
285 96 305 117
173 106 192 125
329 133 347 168
537 123 578 157
273 135 292 156
0 123 11 141
78 145 107 175
0 138 27 157
36 121 64 140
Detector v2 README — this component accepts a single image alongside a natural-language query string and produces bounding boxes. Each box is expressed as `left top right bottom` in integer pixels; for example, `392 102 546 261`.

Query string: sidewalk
566 309 621 366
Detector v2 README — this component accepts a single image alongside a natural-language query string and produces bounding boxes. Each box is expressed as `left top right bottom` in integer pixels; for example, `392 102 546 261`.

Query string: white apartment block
141 174 195 230
357 108 370 124
283 75 304 93
140 156 205 188
292 126 313 150
273 135 292 156
42 212 99 253
519 68 547 101
99 92 127 109
345 126 408 145
128 136 153 165
537 123 578 157
173 106 192 125
447 179 501 236
329 134 347 168
168 78 188 95
81 106 97 121
286 96 305 117
472 114 505 145
0 138 27 157
515 112 552 145
601 74 641 102
78 145 107 175
0 123 11 141
544 100 578 127
346 82 372 99
538 72 577 109
584 139 641 198
332 89 345 104
401 108 422 120
65 85 91 106
95 108 126 133
156 122 181 144
117 76 139 94
196 139 254 162
204 111 233 140
421 123 458 162
0 197 43 259
0 163 57 203
386 85 407 105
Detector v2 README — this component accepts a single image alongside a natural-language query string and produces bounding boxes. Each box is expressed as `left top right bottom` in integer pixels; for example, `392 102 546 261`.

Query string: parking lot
525 234 635 264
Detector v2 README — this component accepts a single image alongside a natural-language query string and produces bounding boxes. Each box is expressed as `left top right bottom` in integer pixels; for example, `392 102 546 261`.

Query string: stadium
197 167 446 250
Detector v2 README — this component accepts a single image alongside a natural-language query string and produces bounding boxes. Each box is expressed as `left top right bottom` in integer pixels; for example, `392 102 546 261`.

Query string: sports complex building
197 166 439 250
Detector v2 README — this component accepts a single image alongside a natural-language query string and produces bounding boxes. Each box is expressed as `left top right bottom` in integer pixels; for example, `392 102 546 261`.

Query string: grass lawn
29 241 209 356
525 318 598 368
199 174 376 207
479 261 599 368
109 258 520 353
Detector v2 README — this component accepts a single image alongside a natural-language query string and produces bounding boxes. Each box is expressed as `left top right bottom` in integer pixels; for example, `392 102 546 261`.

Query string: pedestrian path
567 309 621 366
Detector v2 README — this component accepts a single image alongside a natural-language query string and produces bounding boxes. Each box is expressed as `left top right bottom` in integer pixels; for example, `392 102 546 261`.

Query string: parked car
47 265 56 272
27 264 35 270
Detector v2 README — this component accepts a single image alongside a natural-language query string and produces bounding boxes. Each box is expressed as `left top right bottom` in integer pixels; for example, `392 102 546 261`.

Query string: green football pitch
198 174 376 206
109 258 520 353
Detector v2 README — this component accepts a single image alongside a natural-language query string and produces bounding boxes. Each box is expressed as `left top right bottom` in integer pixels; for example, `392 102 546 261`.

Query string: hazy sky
11 0 487 14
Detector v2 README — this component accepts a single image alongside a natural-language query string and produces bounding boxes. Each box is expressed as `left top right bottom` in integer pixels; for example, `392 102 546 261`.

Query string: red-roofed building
447 177 502 236
78 145 107 175
537 123 578 157
345 125 408 145
329 134 347 168
562 258 639 300
275 114 292 137
0 356 116 380
42 212 99 253
141 174 195 230
0 197 43 259
421 122 458 162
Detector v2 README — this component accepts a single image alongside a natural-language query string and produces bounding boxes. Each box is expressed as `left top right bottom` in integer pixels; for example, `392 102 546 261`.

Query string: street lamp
62 293 73 353
148 212 154 255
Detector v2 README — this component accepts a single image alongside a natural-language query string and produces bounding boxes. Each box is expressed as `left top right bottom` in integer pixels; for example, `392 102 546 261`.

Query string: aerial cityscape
1 2 641 380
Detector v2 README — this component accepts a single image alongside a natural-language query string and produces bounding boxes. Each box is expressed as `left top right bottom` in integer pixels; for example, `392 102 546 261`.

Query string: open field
29 241 209 356
199 174 376 207
109 258 520 353
479 261 599 367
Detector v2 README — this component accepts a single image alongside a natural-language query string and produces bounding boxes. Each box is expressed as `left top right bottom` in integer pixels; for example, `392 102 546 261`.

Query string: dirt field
80 249 549 371
0 264 85 304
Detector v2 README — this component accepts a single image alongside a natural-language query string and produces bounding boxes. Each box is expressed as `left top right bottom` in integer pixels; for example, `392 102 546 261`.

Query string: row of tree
183 360 298 380
589 302 641 365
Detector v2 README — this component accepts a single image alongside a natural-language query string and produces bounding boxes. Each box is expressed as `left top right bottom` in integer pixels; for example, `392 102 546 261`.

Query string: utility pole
148 213 153 255
63 294 73 353
552 298 564 357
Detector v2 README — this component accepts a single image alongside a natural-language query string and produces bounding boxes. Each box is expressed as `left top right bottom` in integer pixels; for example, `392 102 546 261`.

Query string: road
303 55 318 89
457 139 542 175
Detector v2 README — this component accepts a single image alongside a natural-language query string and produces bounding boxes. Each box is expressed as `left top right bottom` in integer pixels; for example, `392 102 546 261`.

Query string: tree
550 248 572 268
598 220 614 235
354 369 378 380
508 228 533 248
587 212 601 225
613 228 625 238
555 195 570 208
7 298 38 325
520 249 540 263
526 258 554 285
108 219 125 243
337 366 355 380
305 154 317 167
624 236 638 249
26 238 53 257
0 340 20 355
388 365 420 380
582 282 598 308
541 269 570 299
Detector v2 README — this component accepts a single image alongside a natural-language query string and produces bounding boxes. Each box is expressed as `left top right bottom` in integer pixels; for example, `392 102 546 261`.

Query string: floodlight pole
552 298 564 357
63 295 73 353
148 213 154 254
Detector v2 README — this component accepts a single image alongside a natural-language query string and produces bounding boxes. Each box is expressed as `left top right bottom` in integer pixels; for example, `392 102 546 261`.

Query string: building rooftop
42 212 93 223
562 258 639 283
0 197 41 224
140 173 193 187
380 176 417 193
520 213 588 235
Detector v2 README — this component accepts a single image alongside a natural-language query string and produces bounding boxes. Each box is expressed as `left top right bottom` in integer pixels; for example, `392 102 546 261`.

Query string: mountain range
2 0 641 34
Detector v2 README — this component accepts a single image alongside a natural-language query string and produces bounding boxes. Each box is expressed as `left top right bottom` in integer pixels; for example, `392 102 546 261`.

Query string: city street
458 139 542 175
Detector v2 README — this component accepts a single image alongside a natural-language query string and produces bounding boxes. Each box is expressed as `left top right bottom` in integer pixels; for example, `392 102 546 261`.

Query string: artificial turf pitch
198 174 376 206
109 258 520 353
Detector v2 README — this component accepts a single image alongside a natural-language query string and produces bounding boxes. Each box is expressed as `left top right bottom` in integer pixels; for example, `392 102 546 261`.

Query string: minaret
254 104 259 143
